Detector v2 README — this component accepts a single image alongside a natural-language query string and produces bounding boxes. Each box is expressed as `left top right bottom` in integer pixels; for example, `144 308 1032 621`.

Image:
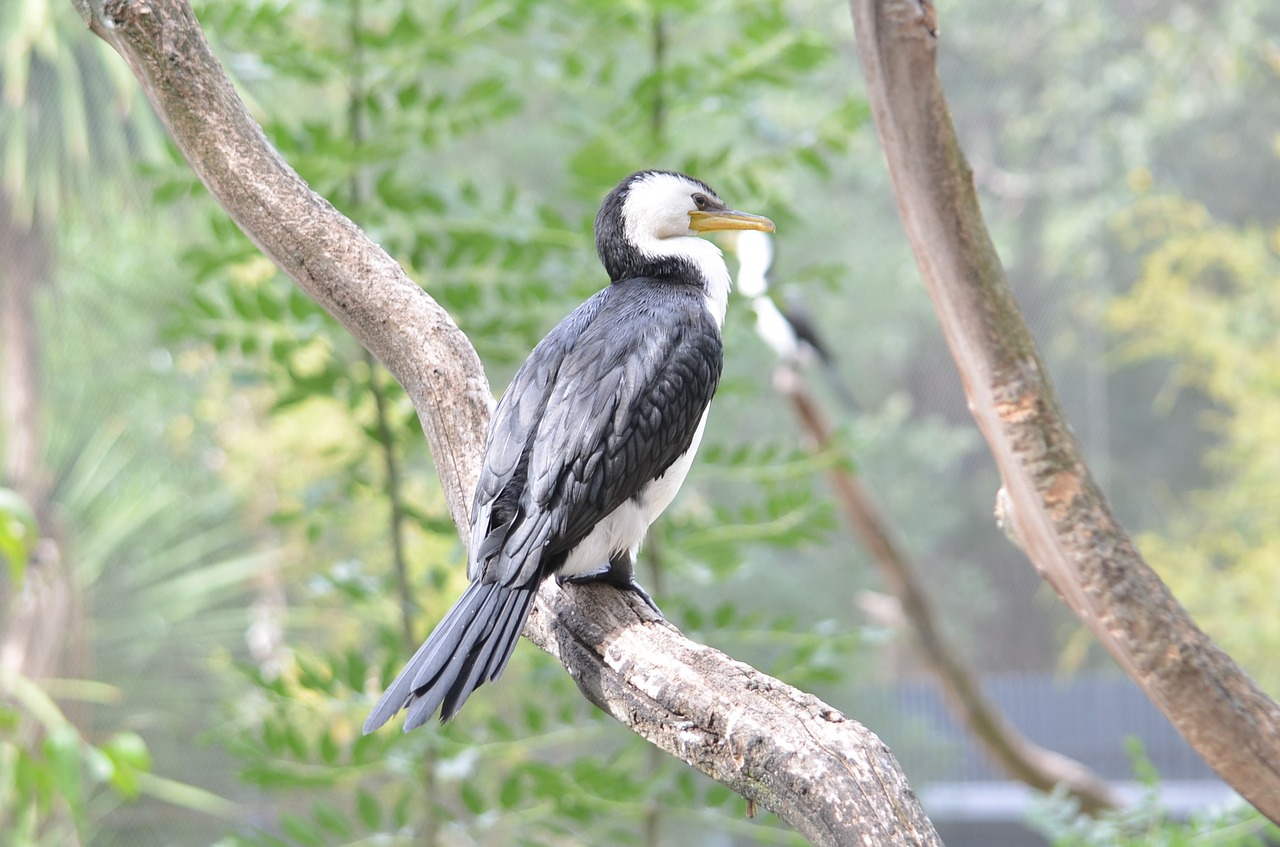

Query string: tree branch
780 370 1119 814
850 0 1280 821
75 0 943 841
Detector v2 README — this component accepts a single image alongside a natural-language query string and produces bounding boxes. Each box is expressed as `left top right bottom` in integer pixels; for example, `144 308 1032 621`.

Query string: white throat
624 230 732 328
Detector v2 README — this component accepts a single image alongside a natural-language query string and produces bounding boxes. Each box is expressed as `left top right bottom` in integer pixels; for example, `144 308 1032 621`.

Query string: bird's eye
692 193 708 209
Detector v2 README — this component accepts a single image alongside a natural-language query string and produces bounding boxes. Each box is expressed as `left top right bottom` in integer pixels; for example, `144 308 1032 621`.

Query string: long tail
363 579 537 732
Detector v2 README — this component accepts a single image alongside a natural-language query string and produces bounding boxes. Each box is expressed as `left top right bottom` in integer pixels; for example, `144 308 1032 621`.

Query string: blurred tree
924 0 1280 677
0 2 256 844
1 0 158 679
1110 194 1280 695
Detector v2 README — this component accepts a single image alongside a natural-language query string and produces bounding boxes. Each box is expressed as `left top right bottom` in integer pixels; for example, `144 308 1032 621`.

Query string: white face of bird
621 172 775 244
612 171 774 329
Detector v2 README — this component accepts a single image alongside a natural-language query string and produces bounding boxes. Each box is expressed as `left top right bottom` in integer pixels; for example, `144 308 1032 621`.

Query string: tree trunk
0 194 76 691
1 193 51 517
781 370 1119 814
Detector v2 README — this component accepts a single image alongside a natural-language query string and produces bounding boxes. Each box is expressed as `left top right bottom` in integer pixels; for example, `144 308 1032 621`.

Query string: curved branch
74 0 943 842
782 371 1119 814
850 0 1280 821
82 0 491 529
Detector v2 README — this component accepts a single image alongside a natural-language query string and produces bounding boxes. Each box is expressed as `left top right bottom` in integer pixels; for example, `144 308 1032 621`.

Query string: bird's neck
622 234 731 328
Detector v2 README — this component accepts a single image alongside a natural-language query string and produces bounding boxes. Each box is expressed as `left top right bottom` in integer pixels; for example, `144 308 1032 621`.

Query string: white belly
558 410 709 578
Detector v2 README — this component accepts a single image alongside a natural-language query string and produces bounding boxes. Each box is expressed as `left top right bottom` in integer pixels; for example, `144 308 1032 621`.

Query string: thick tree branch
74 0 942 842
851 0 1280 821
77 0 491 528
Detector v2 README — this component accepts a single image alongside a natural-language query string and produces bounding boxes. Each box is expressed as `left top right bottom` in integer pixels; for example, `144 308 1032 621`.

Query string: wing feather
468 291 608 580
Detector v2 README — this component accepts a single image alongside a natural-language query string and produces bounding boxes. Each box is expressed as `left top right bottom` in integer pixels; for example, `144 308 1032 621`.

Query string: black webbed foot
557 553 664 619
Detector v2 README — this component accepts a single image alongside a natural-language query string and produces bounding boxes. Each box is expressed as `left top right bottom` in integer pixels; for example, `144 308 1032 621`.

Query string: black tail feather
363 579 537 733
486 590 530 683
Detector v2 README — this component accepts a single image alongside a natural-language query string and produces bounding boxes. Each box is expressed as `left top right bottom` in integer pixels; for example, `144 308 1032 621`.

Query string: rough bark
781 370 1118 814
71 0 943 841
531 583 940 845
851 0 1280 822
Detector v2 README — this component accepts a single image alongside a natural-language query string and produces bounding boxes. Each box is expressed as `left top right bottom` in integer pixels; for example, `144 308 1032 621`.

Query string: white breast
558 408 710 578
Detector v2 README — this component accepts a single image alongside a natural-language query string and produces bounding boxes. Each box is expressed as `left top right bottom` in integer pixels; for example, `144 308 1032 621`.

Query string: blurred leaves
0 487 37 585
0 0 161 225
1109 194 1280 693
1027 741 1280 846
0 665 234 845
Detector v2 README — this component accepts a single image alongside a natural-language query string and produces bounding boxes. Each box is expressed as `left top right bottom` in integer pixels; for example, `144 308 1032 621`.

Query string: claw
558 562 664 619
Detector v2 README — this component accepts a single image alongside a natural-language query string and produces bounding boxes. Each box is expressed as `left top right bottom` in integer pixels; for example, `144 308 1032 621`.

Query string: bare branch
850 0 1280 821
75 0 944 841
81 0 491 530
781 370 1119 814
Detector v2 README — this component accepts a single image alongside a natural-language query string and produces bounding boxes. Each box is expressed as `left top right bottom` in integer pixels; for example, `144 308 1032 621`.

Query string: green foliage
0 0 160 224
1026 740 1280 847
0 487 37 585
32 0 1280 841
1109 194 1280 692
0 665 153 845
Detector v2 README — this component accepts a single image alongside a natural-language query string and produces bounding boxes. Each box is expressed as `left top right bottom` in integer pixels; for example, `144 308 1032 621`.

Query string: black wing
471 278 722 588
467 288 608 581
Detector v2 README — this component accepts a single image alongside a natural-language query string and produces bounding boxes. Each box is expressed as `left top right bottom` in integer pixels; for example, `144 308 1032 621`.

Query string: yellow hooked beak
688 208 776 234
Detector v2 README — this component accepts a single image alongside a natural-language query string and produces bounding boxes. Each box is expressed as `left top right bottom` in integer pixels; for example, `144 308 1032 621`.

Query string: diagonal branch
850 0 1280 822
73 0 942 842
781 370 1119 814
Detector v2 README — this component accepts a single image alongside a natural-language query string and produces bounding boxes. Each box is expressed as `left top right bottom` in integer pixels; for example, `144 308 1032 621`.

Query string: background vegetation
2 0 1279 844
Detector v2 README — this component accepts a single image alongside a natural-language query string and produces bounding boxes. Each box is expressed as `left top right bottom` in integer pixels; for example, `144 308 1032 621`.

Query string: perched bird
364 171 775 731
733 230 858 411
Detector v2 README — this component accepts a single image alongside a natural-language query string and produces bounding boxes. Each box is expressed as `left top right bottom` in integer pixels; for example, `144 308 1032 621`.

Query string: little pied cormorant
364 171 775 731
733 230 858 410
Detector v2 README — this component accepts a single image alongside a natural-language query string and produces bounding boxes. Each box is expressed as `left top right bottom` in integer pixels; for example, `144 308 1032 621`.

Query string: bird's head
594 170 775 283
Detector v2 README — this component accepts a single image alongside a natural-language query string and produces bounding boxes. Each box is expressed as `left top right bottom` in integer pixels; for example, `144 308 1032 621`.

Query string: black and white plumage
364 171 775 731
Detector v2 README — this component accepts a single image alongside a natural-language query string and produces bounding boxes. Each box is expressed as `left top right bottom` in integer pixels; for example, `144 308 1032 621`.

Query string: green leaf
280 812 326 846
499 773 523 810
356 787 380 829
228 282 258 319
283 724 309 760
43 725 83 821
392 790 411 829
102 731 152 798
522 703 545 733
0 487 37 585
313 800 351 837
459 780 485 815
257 284 284 321
318 730 339 765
